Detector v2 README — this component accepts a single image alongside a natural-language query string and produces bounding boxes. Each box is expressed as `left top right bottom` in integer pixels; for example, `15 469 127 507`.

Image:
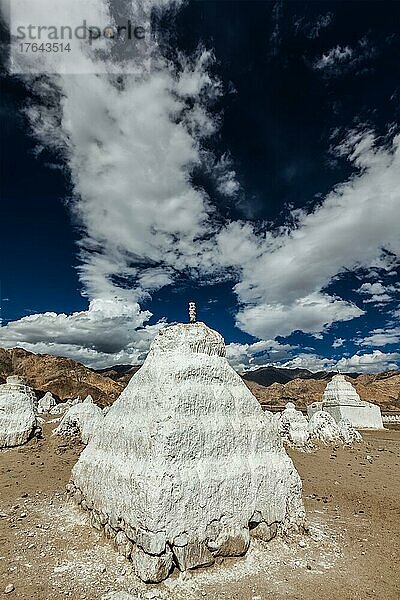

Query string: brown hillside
0 348 123 406
1 347 399 412
245 371 400 412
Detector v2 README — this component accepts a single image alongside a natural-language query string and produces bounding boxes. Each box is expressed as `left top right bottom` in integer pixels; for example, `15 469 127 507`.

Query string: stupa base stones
0 376 38 448
54 395 103 444
308 374 383 430
68 321 305 583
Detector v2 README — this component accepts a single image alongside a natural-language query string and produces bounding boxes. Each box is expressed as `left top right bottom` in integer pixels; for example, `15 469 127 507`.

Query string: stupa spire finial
188 301 196 323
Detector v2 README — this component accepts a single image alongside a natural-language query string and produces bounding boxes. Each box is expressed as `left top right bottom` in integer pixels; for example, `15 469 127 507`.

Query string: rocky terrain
0 347 399 412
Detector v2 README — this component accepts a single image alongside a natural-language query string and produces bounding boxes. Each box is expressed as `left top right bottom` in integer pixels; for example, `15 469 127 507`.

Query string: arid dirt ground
1 422 399 600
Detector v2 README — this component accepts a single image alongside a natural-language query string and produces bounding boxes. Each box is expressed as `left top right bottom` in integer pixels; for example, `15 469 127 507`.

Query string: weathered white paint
308 410 361 444
307 401 323 419
308 410 341 444
50 396 83 415
337 419 362 444
322 375 383 429
70 322 305 583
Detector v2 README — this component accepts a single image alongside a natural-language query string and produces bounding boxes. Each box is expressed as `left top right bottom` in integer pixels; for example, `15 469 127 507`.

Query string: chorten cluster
68 321 305 583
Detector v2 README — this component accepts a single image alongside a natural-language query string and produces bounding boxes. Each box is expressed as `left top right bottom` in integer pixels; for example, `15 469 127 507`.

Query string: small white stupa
38 392 57 414
54 397 103 444
309 410 362 445
338 419 362 444
0 376 38 448
278 402 310 447
68 307 305 583
308 410 341 444
309 374 383 429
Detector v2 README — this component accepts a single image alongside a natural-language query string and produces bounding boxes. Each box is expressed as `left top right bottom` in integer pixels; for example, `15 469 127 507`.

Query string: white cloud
363 294 392 304
356 281 394 304
280 350 399 373
279 354 336 372
355 327 400 347
314 45 353 70
0 299 164 368
225 339 294 372
332 337 345 348
235 293 363 340
218 130 400 339
357 282 386 295
335 350 400 373
6 0 228 305
312 37 376 76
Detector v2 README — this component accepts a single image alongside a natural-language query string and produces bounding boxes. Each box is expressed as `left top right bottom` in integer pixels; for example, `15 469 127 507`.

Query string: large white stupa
68 318 305 583
308 374 383 429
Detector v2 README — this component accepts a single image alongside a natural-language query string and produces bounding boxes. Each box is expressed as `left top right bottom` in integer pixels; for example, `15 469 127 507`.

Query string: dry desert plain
0 421 399 600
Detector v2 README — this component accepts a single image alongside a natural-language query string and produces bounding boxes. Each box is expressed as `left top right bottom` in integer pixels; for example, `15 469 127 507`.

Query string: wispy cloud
293 12 333 39
314 45 353 70
226 339 295 372
312 37 377 77
217 130 400 340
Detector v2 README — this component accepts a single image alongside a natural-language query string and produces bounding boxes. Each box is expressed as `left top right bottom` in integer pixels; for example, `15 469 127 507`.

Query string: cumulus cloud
335 350 400 373
225 339 294 372
0 299 164 368
356 280 399 304
332 338 345 348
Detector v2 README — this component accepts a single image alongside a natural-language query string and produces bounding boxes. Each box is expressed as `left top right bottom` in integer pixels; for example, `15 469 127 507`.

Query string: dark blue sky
0 1 399 370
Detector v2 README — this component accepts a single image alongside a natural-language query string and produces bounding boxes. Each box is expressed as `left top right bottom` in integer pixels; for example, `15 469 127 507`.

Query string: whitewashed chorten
68 319 305 582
